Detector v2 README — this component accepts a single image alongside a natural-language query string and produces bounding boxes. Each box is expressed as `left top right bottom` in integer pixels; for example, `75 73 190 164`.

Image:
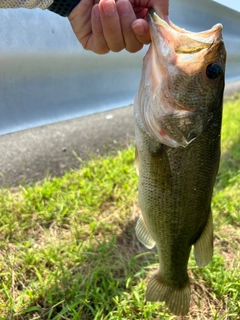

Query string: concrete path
0 81 239 187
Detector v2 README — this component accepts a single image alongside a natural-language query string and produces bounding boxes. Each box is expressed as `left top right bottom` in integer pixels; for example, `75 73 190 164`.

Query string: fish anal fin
135 216 155 249
146 271 191 316
194 211 213 267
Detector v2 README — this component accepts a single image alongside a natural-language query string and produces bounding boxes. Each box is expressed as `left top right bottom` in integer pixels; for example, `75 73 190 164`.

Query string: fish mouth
148 8 223 55
137 10 226 148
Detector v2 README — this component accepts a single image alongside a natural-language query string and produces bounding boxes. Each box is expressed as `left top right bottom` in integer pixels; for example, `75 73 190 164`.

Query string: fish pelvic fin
146 272 191 316
135 216 156 249
194 211 213 267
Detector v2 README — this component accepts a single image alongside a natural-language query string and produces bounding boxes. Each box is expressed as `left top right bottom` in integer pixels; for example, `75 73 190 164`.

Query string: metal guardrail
0 0 240 136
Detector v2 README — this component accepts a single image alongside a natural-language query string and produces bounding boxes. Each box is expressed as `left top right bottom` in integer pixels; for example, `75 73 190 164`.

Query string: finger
132 19 151 45
150 0 169 21
154 0 169 18
68 0 93 49
99 0 125 52
91 4 110 54
131 0 169 18
116 0 143 53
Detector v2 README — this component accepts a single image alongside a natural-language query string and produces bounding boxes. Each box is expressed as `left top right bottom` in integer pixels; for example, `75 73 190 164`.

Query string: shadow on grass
11 213 238 320
11 215 158 320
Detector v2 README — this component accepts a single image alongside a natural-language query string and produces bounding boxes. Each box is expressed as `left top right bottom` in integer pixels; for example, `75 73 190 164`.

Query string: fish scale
134 9 226 316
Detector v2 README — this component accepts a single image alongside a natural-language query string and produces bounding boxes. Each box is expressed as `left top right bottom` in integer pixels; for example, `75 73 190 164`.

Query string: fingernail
102 0 116 16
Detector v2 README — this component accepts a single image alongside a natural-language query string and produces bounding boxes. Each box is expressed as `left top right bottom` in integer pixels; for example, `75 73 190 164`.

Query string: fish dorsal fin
135 216 156 249
194 211 213 267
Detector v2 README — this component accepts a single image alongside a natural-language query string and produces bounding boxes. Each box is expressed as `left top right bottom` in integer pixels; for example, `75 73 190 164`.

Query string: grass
0 96 240 319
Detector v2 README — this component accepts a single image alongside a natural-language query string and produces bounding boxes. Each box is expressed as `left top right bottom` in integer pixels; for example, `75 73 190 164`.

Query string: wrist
47 0 80 17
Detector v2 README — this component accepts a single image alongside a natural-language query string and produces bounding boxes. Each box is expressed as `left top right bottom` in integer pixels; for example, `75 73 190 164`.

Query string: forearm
0 0 80 16
0 0 53 9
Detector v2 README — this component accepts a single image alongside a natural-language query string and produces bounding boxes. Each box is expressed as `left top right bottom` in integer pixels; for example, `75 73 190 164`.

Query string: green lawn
0 96 239 320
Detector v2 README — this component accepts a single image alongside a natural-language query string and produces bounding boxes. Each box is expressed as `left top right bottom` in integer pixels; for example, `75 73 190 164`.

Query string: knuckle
127 46 143 53
109 42 125 52
94 44 110 54
125 39 143 53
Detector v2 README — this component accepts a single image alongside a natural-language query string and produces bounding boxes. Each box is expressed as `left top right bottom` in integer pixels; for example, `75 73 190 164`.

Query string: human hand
68 0 169 54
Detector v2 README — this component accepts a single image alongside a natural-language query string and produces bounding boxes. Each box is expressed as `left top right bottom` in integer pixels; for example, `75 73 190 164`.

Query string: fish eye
206 63 222 79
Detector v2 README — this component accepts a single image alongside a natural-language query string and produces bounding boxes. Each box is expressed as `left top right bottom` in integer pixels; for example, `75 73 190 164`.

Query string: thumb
131 19 150 45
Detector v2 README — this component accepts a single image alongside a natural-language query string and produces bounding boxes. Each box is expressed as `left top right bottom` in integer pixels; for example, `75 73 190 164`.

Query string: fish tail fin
146 272 191 316
194 211 213 267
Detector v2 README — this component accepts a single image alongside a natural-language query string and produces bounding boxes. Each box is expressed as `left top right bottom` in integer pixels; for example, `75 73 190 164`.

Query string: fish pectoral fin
146 271 191 316
194 211 213 267
135 216 155 249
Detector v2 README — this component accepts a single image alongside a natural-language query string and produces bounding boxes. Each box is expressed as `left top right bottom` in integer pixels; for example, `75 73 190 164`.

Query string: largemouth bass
134 9 226 316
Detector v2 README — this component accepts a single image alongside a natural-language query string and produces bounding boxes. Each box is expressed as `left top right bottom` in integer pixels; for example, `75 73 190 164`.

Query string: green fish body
134 10 226 316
